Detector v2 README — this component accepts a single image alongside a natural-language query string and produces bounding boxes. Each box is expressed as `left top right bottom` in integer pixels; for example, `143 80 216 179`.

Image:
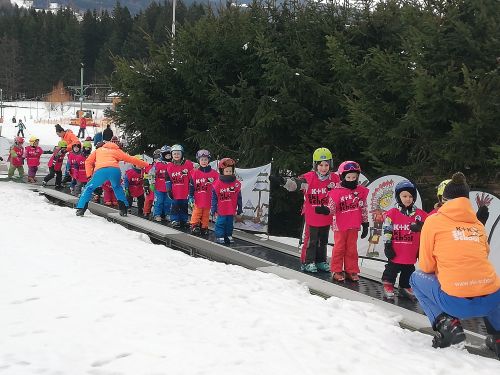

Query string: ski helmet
337 161 361 178
160 145 172 161
312 147 333 169
436 179 451 198
171 144 184 154
29 136 39 145
153 148 161 160
57 140 67 148
196 149 211 160
82 141 92 149
218 158 236 174
110 136 120 145
160 145 171 153
85 136 92 141
395 180 417 207
14 136 24 145
134 154 143 160
72 142 82 152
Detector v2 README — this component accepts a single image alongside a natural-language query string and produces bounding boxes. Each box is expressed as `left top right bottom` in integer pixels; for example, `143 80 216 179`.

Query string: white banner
470 190 500 273
234 163 271 233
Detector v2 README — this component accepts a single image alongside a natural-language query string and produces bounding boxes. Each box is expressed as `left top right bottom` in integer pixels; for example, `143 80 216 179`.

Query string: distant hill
27 0 203 14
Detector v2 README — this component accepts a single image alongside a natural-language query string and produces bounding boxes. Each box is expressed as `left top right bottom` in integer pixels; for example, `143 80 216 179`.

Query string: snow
0 183 499 374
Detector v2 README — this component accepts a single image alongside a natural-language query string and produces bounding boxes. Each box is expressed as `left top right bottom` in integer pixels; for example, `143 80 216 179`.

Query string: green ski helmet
312 147 333 170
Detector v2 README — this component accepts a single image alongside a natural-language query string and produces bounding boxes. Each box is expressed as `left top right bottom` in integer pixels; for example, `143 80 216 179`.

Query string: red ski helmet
218 158 235 174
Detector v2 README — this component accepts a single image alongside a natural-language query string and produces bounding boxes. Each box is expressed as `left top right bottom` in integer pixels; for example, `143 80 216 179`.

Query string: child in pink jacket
316 161 369 282
25 136 43 183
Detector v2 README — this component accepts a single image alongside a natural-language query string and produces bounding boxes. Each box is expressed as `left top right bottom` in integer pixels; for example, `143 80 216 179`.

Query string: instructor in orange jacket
410 172 500 357
75 140 149 217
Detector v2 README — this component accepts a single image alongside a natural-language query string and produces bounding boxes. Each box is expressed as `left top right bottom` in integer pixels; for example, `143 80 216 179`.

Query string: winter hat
442 172 470 200
55 124 64 133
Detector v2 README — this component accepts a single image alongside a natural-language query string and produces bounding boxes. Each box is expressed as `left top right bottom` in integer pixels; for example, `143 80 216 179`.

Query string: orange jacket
418 197 499 298
62 129 79 150
85 142 149 177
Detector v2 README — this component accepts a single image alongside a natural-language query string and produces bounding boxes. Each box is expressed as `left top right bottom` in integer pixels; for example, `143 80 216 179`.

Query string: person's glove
0 157 3 161
62 175 72 184
269 175 285 186
476 205 489 226
410 220 424 232
144 185 150 195
315 204 330 215
188 196 194 209
384 242 396 260
360 222 369 239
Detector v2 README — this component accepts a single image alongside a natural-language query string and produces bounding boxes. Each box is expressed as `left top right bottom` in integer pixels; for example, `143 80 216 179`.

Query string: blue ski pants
215 215 234 239
411 271 500 330
76 167 127 209
153 191 172 218
170 199 188 223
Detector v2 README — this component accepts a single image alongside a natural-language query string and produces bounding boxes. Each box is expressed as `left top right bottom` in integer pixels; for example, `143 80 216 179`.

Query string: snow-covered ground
0 183 499 374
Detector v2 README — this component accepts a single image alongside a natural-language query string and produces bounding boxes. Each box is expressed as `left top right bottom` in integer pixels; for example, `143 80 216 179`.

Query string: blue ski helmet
395 180 417 207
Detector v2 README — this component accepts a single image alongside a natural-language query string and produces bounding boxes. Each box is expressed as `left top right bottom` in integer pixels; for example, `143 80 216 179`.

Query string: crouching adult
410 172 500 358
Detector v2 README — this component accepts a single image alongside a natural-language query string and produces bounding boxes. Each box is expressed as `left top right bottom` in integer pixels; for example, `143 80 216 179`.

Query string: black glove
144 185 150 195
360 222 369 239
269 175 285 186
62 175 72 184
0 156 3 161
384 242 396 260
410 220 424 232
476 205 489 226
315 204 330 215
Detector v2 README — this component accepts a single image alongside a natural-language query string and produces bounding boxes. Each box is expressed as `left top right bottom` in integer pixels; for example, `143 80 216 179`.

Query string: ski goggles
344 162 360 171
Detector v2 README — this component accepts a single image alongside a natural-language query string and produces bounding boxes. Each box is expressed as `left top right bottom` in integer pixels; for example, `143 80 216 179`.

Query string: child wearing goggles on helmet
42 140 68 189
25 136 43 183
211 158 243 244
381 179 427 299
7 136 25 180
124 155 147 216
270 147 340 273
165 144 194 228
67 142 89 196
316 161 369 282
189 149 219 235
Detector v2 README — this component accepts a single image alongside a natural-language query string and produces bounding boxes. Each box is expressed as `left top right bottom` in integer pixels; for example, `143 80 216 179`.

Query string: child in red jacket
316 161 369 282
124 155 146 216
189 149 219 235
7 136 25 180
67 142 88 196
211 158 243 245
42 140 67 189
382 180 427 299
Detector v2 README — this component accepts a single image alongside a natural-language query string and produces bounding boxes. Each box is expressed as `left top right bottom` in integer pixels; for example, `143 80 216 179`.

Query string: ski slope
0 183 498 374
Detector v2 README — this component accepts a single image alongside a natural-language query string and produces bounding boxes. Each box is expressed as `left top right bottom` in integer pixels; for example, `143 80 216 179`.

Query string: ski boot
42 181 47 187
345 273 360 282
486 335 494 352
432 313 466 348
215 237 225 244
399 287 416 301
383 282 395 299
118 201 128 217
27 177 35 183
76 203 89 217
332 272 345 281
170 221 181 229
191 225 201 235
315 262 330 272
226 236 234 243
54 184 63 190
200 228 209 236
300 263 318 273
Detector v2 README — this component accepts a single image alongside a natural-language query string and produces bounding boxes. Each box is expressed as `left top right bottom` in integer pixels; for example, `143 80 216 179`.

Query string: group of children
143 145 243 244
272 147 455 301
